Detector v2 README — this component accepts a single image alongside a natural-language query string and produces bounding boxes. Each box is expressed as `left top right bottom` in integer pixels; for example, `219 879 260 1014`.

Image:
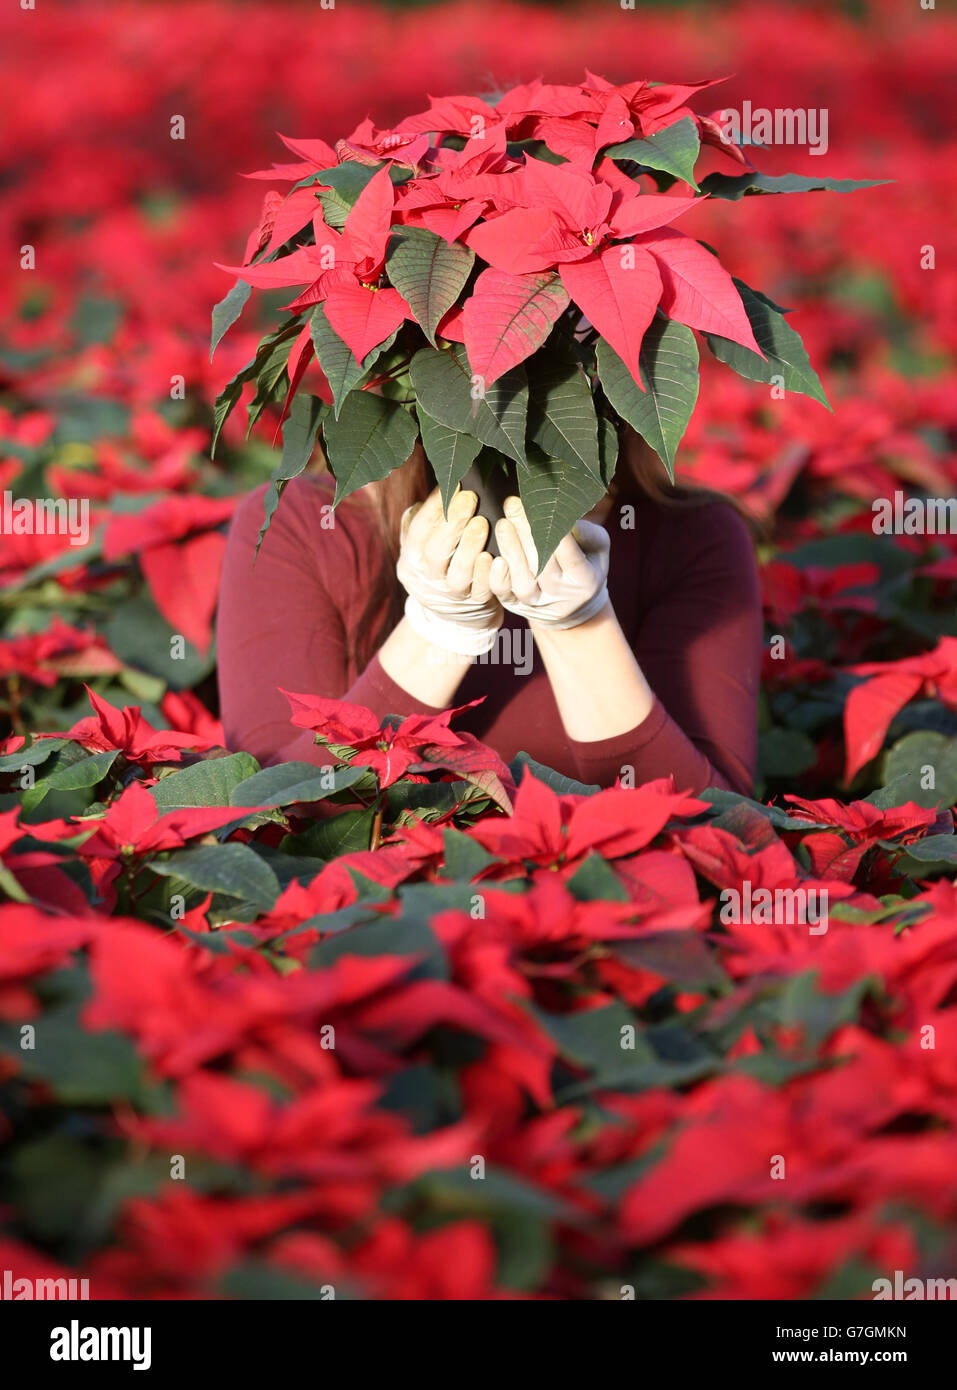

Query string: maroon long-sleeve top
216 473 761 793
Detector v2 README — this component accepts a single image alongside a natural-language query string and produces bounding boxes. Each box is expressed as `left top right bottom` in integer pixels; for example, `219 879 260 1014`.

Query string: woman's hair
313 424 759 676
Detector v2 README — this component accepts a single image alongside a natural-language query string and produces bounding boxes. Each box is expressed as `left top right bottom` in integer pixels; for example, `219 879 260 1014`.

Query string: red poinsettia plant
212 73 880 560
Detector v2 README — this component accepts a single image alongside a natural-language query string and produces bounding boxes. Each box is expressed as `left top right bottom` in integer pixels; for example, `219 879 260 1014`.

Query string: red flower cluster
221 78 759 387
212 62 887 564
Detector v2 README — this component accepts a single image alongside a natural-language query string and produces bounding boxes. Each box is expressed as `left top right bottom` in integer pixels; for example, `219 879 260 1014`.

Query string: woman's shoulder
229 470 377 562
619 491 758 600
636 491 755 554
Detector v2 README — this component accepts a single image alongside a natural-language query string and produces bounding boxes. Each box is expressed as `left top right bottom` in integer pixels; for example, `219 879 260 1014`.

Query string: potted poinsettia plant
211 74 881 562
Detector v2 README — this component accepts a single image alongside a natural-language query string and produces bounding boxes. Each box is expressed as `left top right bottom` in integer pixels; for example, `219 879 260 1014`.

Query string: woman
217 427 762 792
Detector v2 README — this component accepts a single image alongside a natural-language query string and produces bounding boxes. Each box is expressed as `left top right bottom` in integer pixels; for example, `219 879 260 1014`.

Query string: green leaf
869 768 954 813
889 699 957 742
51 394 128 445
239 846 326 894
517 443 608 571
811 1259 883 1303
25 750 119 812
597 319 699 480
309 304 398 418
537 1001 639 1073
47 749 120 790
417 407 483 510
898 834 957 869
733 1050 826 1087
507 138 568 167
708 800 787 848
322 391 419 505
10 537 101 589
283 807 376 861
704 277 830 408
496 1212 556 1292
744 284 793 315
698 171 889 201
210 278 251 361
584 1146 668 1203
70 294 123 347
256 392 328 554
378 1061 462 1132
508 753 599 796
407 1165 572 1221
244 332 299 435
230 761 365 808
12 1138 171 1249
0 738 68 774
441 827 495 881
596 412 619 488
774 970 872 1045
611 930 728 989
758 727 817 779
279 388 326 473
315 916 443 974
8 1134 105 1242
536 1001 714 1098
0 863 30 902
566 853 629 902
698 787 826 831
881 732 957 810
890 835 957 877
151 753 260 811
220 1264 342 1301
0 1006 146 1105
104 594 213 689
178 923 262 954
211 321 301 457
559 1053 717 1099
606 116 701 189
313 162 382 227
386 226 474 346
385 780 463 823
402 880 498 920
527 353 602 485
150 843 280 912
409 343 528 467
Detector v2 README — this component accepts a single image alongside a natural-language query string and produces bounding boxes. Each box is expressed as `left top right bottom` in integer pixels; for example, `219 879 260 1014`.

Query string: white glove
489 496 611 629
396 487 503 656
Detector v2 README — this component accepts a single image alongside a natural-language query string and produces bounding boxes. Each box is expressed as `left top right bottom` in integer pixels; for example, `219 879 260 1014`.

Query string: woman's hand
489 496 611 630
488 495 655 743
396 486 503 655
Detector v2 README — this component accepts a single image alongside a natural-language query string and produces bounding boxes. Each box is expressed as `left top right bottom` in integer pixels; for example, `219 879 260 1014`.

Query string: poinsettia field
2 0 957 1301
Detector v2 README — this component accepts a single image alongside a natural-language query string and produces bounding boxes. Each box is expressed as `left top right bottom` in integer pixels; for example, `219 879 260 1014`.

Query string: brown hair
306 442 429 682
313 425 759 674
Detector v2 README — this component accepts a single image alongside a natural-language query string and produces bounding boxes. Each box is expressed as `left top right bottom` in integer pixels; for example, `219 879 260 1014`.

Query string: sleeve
216 481 443 768
564 504 762 794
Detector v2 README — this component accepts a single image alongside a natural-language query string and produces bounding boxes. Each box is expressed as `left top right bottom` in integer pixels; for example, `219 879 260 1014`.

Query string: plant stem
369 798 384 851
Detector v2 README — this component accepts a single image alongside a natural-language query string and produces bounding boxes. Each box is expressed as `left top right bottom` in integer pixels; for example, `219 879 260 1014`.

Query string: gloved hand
489 496 611 629
397 486 503 655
